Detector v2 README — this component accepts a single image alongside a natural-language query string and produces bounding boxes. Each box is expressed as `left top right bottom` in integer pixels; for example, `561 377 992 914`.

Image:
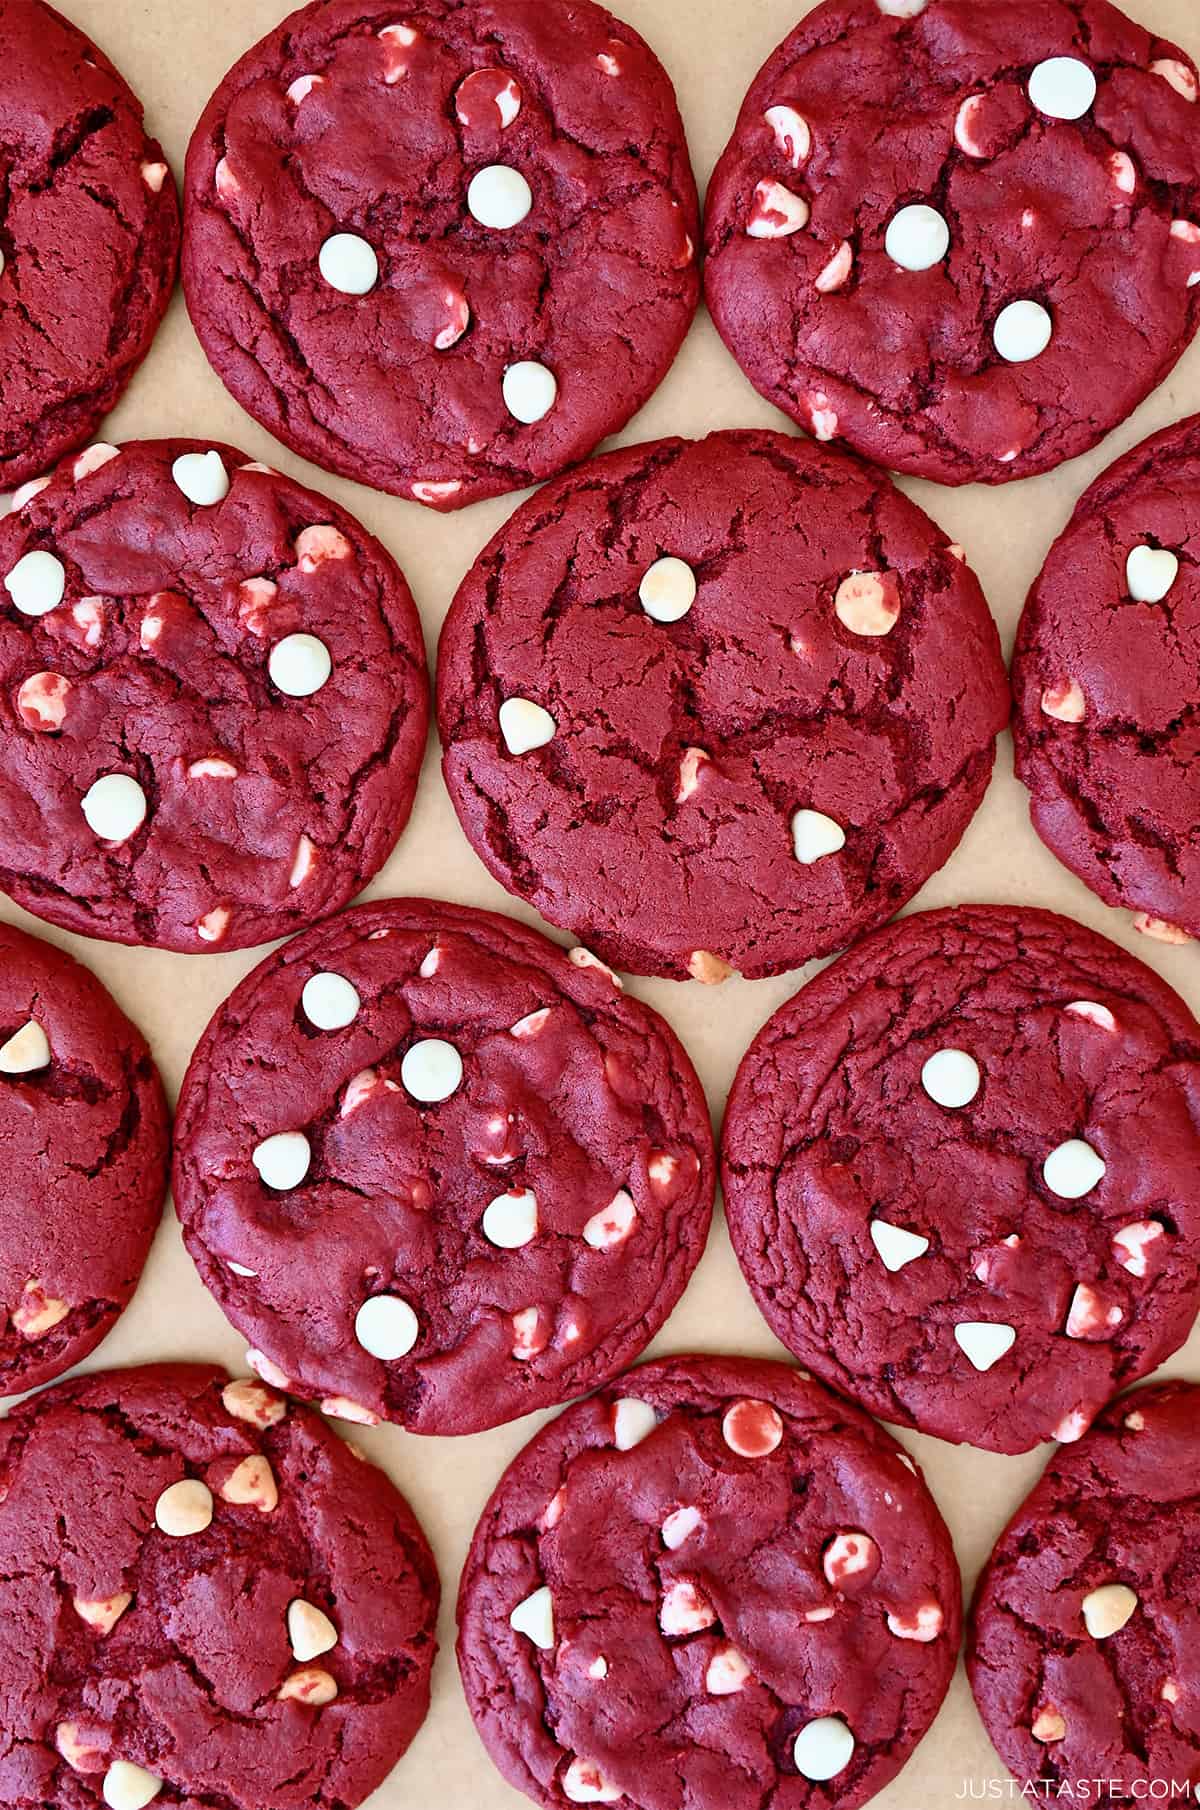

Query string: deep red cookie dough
0 1361 439 1810
970 1380 1200 1795
0 919 168 1397
704 0 1200 487
722 906 1200 1456
436 429 1008 982
457 1353 961 1810
1013 414 1200 948
182 0 698 512
172 899 715 1436
0 438 428 953
0 1 178 491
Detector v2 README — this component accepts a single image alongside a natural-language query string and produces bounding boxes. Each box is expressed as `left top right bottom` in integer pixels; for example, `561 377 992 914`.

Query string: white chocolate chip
1066 1283 1124 1340
640 556 697 623
0 1021 50 1074
456 68 523 129
807 393 839 440
236 576 278 636
660 1579 715 1636
73 1592 132 1634
295 524 351 572
1029 56 1097 119
218 1455 278 1512
511 1008 550 1039
214 157 240 198
318 233 378 295
1043 1138 1105 1199
252 1131 311 1191
81 774 146 844
835 571 900 636
188 758 238 779
823 1532 879 1586
321 1394 379 1425
103 1762 163 1810
1126 545 1179 602
764 105 811 167
510 1585 555 1649
289 835 317 890
288 1598 338 1662
1041 679 1086 722
287 74 324 104
1162 1678 1181 1703
411 478 463 505
804 1604 837 1622
791 809 845 864
155 1479 214 1537
499 696 556 753
747 179 809 239
172 450 229 507
1065 999 1116 1032
688 950 734 985
401 1037 463 1101
483 1188 538 1248
1152 58 1198 102
56 1719 103 1772
73 444 119 481
222 1378 286 1428
1133 913 1190 945
16 670 71 731
921 1048 980 1109
1033 1707 1067 1743
1053 1408 1091 1443
1081 1582 1137 1639
1110 152 1137 196
954 95 989 157
247 1349 290 1389
887 1601 944 1642
141 161 169 192
5 550 65 616
196 905 231 945
10 476 51 509
815 240 854 292
954 1321 1016 1371
468 165 532 229
72 596 104 646
613 1398 657 1450
563 1759 622 1804
269 633 332 698
1112 1219 1163 1278
662 1505 703 1549
722 1398 783 1458
793 1716 855 1782
993 300 1053 363
503 361 557 424
355 1294 419 1359
228 1262 257 1277
301 972 360 1031
706 1646 751 1694
511 1306 547 1359
885 203 949 270
12 1280 68 1337
279 1666 338 1705
587 1655 608 1679
435 288 471 349
582 1189 636 1249
570 947 623 987
870 1219 929 1271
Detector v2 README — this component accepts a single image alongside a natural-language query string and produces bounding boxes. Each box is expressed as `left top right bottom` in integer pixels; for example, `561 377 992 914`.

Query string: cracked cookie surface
969 1380 1200 1796
0 920 168 1397
436 429 1008 981
0 1361 438 1810
704 0 1200 487
181 0 698 511
0 0 179 490
721 906 1200 1455
172 899 715 1436
0 438 428 952
457 1353 960 1810
1013 413 1200 945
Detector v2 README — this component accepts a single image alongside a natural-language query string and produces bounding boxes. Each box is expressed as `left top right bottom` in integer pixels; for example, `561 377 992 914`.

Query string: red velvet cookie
172 900 715 1436
0 1 178 491
0 1361 438 1810
182 0 698 511
0 919 168 1397
1013 414 1200 948
0 438 428 952
704 0 1200 487
721 906 1200 1455
969 1380 1200 1793
457 1354 961 1810
437 429 1007 982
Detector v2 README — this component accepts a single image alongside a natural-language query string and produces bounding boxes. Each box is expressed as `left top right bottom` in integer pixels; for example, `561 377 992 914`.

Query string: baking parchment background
6 1 1200 1804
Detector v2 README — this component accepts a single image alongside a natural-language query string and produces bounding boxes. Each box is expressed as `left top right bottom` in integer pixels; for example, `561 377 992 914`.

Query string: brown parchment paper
6 1 1200 1804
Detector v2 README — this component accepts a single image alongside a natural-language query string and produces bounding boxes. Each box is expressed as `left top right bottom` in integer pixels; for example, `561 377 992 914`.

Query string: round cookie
0 1361 438 1809
172 899 715 1435
437 429 1008 982
0 438 428 952
182 0 699 511
721 906 1200 1455
703 0 1200 487
0 919 168 1396
0 1 179 491
1013 414 1200 947
457 1354 961 1810
969 1380 1200 1791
